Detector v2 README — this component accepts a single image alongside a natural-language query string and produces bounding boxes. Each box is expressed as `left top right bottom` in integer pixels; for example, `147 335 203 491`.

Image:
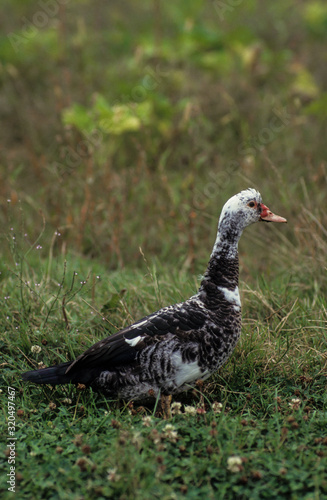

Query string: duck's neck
198 224 241 307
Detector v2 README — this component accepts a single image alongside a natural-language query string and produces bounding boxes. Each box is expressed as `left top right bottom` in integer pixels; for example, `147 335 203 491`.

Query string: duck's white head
219 188 286 229
212 188 287 257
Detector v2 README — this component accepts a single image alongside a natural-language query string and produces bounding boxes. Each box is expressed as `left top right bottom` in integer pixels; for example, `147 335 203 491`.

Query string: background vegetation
0 0 326 498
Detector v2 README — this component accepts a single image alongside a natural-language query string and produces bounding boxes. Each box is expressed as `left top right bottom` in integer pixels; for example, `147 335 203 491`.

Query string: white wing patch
172 353 205 387
218 286 241 311
125 335 143 347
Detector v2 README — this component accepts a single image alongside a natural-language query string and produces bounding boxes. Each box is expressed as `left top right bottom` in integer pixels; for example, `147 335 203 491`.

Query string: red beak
260 204 287 223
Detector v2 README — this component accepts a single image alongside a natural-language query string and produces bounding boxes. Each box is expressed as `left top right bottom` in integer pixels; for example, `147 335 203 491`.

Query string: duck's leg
196 379 205 408
161 394 172 420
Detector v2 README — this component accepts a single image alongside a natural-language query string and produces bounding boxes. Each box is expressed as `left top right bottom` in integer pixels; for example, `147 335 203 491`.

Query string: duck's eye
248 201 256 208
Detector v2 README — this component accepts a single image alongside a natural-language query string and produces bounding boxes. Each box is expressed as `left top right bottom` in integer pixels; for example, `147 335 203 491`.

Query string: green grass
1 252 326 499
1 0 327 498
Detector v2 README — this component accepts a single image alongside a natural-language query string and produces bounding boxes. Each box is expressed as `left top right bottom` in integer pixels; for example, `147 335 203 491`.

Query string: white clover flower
142 416 152 427
131 432 143 448
184 405 197 416
107 467 121 482
163 424 175 431
212 401 223 413
31 345 41 354
62 398 72 405
163 424 178 443
171 402 182 415
227 456 243 473
289 398 301 410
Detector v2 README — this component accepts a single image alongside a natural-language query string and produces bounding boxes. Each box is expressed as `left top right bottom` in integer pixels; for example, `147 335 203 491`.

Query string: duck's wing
65 302 207 375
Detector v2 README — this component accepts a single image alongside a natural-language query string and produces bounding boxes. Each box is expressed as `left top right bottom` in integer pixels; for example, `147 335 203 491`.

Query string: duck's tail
22 361 72 385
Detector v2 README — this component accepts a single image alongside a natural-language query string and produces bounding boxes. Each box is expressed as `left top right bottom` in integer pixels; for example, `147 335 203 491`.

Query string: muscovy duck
22 188 286 403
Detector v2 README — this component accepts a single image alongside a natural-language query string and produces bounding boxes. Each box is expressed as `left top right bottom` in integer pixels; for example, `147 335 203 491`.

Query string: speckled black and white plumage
22 188 286 400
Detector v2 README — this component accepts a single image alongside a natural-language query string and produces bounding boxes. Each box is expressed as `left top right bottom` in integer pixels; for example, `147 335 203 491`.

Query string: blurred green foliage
0 0 326 286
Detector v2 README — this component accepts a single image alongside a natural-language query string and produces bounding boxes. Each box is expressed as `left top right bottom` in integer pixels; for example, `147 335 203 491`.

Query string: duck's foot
161 394 172 420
